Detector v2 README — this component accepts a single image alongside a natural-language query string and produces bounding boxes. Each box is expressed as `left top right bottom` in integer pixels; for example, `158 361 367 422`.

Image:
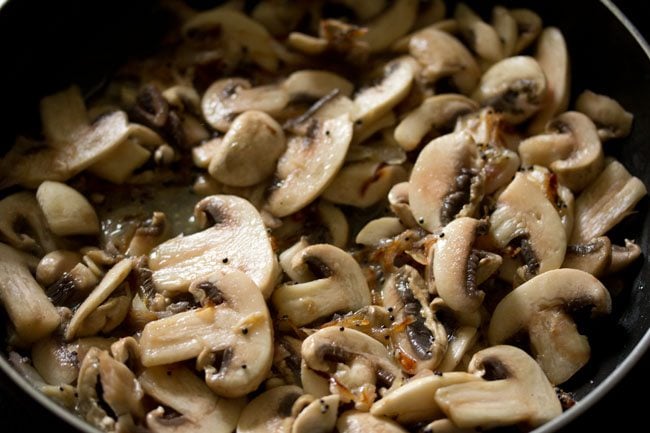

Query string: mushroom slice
337 411 408 433
394 94 479 151
608 239 642 274
562 236 612 278
353 56 418 125
36 249 82 287
437 325 479 372
251 0 306 36
0 191 58 255
571 159 647 243
472 56 547 124
36 181 100 237
492 6 517 57
125 212 171 257
236 385 314 433
334 0 387 21
356 217 405 246
32 336 78 385
489 172 566 282
488 269 612 384
65 258 134 341
510 9 543 54
322 161 408 208
409 28 480 95
208 111 286 187
0 243 60 343
370 372 481 424
1 87 130 188
575 90 634 140
272 244 371 327
409 131 483 232
140 268 273 398
284 70 354 100
140 365 245 433
302 326 404 410
192 137 222 169
287 32 329 55
183 8 278 72
316 200 349 249
421 419 480 433
434 218 500 312
292 394 340 433
388 182 418 228
201 78 289 133
149 195 279 298
383 266 447 373
360 0 418 53
528 27 570 134
76 348 144 432
435 345 561 429
454 3 504 64
266 114 353 217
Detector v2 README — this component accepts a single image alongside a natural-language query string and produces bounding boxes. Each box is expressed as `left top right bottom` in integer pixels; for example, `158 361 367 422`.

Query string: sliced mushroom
31 336 79 385
237 385 303 433
65 258 134 341
370 372 481 424
140 365 245 433
337 411 408 433
510 8 543 54
322 161 408 208
436 325 479 372
472 56 547 124
36 250 82 286
562 236 612 277
356 217 405 246
149 195 279 298
76 348 144 432
360 0 418 53
409 131 483 232
265 114 353 217
272 244 371 326
353 56 417 126
571 159 647 243
0 191 59 256
140 267 273 397
409 28 480 95
421 419 480 433
192 137 222 169
287 32 329 55
334 0 387 21
302 326 404 410
317 200 349 249
413 0 446 31
435 345 561 429
292 394 340 433
394 94 479 151
492 6 517 57
183 7 278 72
528 27 570 134
388 182 418 228
454 3 504 64
433 218 501 312
125 212 171 257
489 172 566 283
251 0 307 36
208 111 286 187
0 243 60 343
36 181 100 237
284 70 354 100
1 87 131 188
383 265 447 373
488 269 611 384
575 90 634 140
202 78 289 132
608 239 642 274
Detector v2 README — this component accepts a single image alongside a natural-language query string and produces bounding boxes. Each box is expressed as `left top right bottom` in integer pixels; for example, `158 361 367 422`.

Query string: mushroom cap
487 268 611 345
266 114 353 217
272 244 371 327
409 131 481 232
435 345 562 429
149 194 279 298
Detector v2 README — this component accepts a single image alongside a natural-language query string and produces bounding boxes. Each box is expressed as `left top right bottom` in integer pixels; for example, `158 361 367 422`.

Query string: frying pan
0 0 648 431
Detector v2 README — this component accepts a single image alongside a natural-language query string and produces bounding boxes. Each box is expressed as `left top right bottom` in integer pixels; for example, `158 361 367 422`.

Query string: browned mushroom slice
472 56 547 124
562 236 612 277
0 243 60 343
149 195 279 298
489 172 566 283
302 326 404 410
433 218 501 312
265 114 353 217
0 191 59 256
409 28 481 95
394 94 479 151
575 90 634 140
382 265 447 373
139 365 245 433
488 269 611 384
360 0 418 53
272 244 371 327
409 131 483 232
571 159 647 243
435 345 561 429
139 268 273 398
201 78 289 133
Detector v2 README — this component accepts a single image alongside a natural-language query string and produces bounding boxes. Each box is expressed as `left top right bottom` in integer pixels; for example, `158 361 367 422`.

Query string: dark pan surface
0 0 648 431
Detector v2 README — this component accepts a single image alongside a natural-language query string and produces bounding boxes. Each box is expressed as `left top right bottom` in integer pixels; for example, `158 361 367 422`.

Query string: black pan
0 0 648 431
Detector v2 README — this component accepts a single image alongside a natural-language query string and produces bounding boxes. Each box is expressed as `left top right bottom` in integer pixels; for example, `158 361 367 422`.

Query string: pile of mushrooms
0 1 646 432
